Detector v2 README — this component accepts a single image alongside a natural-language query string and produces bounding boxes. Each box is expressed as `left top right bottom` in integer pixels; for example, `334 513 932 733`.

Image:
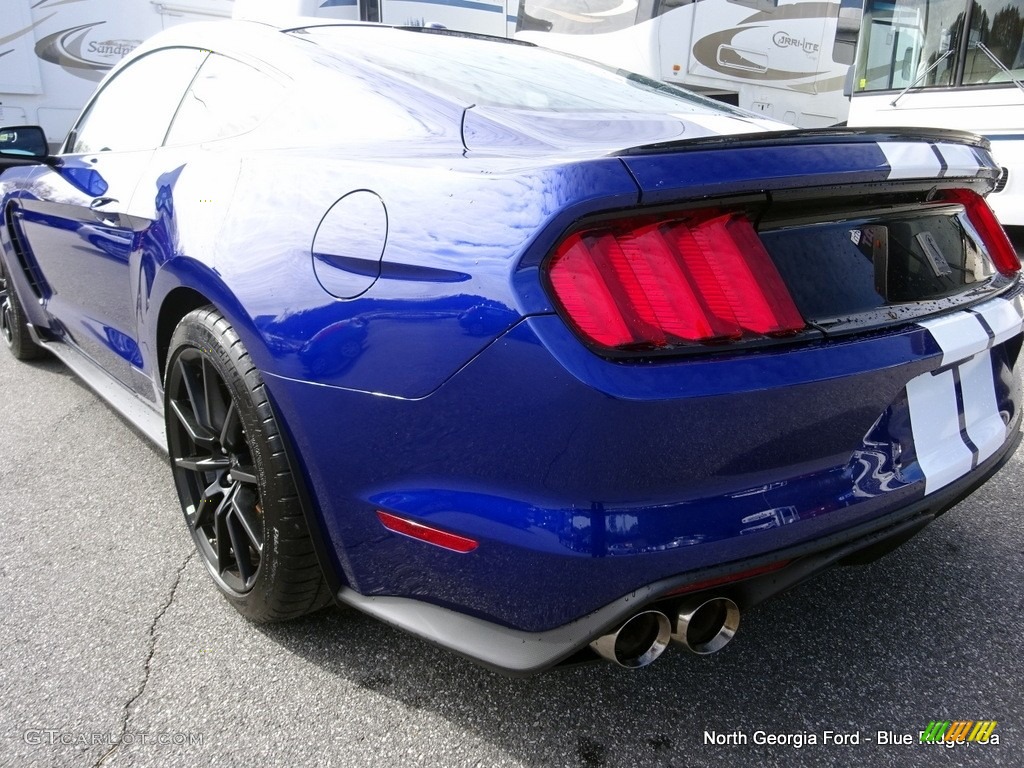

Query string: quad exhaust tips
589 597 740 668
589 610 672 668
673 597 740 655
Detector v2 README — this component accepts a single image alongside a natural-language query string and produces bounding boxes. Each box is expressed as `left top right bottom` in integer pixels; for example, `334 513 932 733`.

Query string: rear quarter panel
196 147 640 399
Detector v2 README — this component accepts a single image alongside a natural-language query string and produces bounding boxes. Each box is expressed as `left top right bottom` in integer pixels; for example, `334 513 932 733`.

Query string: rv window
854 0 963 92
961 0 1024 85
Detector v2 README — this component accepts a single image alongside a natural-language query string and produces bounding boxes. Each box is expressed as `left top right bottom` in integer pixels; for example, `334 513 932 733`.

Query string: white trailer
234 0 514 36
0 0 234 147
514 0 861 127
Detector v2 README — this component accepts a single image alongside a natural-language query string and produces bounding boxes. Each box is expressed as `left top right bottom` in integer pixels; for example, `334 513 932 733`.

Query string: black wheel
0 261 44 360
164 307 330 621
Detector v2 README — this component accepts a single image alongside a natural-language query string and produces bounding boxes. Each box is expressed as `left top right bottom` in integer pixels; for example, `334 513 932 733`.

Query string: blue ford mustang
1 21 1021 674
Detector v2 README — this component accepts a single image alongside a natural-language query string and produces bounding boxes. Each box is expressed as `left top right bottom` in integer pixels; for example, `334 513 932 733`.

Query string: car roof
119 19 525 92
130 18 512 60
102 19 777 154
129 18 323 60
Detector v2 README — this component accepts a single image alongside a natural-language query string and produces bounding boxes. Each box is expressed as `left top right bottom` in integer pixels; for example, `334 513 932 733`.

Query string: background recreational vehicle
0 0 234 148
512 0 862 127
6 0 1020 231
2 0 858 145
235 0 861 127
846 0 1024 232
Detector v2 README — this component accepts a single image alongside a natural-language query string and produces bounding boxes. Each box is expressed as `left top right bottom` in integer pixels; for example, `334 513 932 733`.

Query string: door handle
89 197 120 227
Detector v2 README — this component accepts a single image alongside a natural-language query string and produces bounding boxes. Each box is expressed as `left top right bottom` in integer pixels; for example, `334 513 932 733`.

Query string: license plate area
758 203 1013 335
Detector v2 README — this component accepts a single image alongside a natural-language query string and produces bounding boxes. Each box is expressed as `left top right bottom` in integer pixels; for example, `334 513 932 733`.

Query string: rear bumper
263 285 1024 656
330 427 1019 675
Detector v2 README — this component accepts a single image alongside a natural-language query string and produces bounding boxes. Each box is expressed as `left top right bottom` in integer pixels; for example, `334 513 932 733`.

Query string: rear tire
164 307 330 621
0 261 44 360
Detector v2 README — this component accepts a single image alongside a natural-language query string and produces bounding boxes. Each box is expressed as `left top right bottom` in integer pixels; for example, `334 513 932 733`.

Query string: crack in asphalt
94 550 195 768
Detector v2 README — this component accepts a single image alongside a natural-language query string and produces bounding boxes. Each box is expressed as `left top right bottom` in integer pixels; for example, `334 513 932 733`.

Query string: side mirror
0 125 49 159
832 0 860 66
61 166 109 197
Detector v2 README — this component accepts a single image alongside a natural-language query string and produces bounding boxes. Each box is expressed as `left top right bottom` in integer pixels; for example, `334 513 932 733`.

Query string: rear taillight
939 189 1021 276
546 209 804 353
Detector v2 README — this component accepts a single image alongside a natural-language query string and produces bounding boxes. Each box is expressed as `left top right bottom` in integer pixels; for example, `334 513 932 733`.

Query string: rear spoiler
614 127 1000 206
614 126 992 156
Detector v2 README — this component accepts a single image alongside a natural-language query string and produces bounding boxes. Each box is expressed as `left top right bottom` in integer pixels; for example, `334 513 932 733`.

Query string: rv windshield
855 0 1024 91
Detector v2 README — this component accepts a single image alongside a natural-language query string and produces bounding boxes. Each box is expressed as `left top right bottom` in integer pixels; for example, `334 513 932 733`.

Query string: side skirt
27 323 167 451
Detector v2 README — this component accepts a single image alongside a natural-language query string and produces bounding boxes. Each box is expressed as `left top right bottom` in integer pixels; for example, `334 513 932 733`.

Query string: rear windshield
297 26 748 116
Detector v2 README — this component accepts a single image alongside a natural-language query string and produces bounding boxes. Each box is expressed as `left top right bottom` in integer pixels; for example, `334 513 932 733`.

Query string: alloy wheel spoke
214 496 234 575
230 465 258 486
169 398 217 448
204 476 225 498
175 455 231 473
202 357 229 437
225 506 256 584
177 357 211 431
191 495 216 530
230 489 264 553
219 400 242 452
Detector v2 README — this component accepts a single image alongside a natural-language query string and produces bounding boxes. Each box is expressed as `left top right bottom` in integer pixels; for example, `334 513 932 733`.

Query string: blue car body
1 21 1021 673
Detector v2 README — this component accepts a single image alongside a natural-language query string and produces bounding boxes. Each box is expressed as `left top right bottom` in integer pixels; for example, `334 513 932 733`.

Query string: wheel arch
150 257 265 384
152 260 347 598
155 286 211 382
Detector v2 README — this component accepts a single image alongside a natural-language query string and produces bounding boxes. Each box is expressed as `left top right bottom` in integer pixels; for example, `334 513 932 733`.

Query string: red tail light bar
546 208 805 353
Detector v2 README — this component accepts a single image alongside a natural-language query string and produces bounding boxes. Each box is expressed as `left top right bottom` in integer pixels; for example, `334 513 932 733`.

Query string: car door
13 47 206 390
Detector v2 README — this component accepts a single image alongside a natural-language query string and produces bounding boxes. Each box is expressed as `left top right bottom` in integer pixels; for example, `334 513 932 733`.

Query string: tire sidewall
165 310 294 620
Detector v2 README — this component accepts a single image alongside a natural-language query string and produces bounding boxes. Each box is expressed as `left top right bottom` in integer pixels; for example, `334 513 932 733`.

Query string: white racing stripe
907 296 1023 494
907 368 974 495
871 135 1015 492
917 311 990 366
879 140 986 180
878 142 942 179
935 143 984 177
971 295 1024 346
959 352 1006 466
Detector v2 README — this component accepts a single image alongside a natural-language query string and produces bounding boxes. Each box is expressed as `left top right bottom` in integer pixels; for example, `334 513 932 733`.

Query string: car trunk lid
540 128 1018 355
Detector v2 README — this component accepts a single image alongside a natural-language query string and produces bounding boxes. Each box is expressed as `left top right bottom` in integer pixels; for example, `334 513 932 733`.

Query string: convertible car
1 21 1021 674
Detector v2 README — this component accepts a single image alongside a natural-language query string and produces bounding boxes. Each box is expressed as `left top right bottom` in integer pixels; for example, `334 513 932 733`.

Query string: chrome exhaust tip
673 597 740 655
589 610 672 668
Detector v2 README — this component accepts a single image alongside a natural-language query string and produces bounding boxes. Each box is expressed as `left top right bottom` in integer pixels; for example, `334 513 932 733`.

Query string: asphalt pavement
1 344 1021 768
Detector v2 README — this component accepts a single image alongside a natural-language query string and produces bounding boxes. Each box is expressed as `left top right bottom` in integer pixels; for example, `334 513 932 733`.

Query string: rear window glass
299 27 748 116
167 54 285 145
